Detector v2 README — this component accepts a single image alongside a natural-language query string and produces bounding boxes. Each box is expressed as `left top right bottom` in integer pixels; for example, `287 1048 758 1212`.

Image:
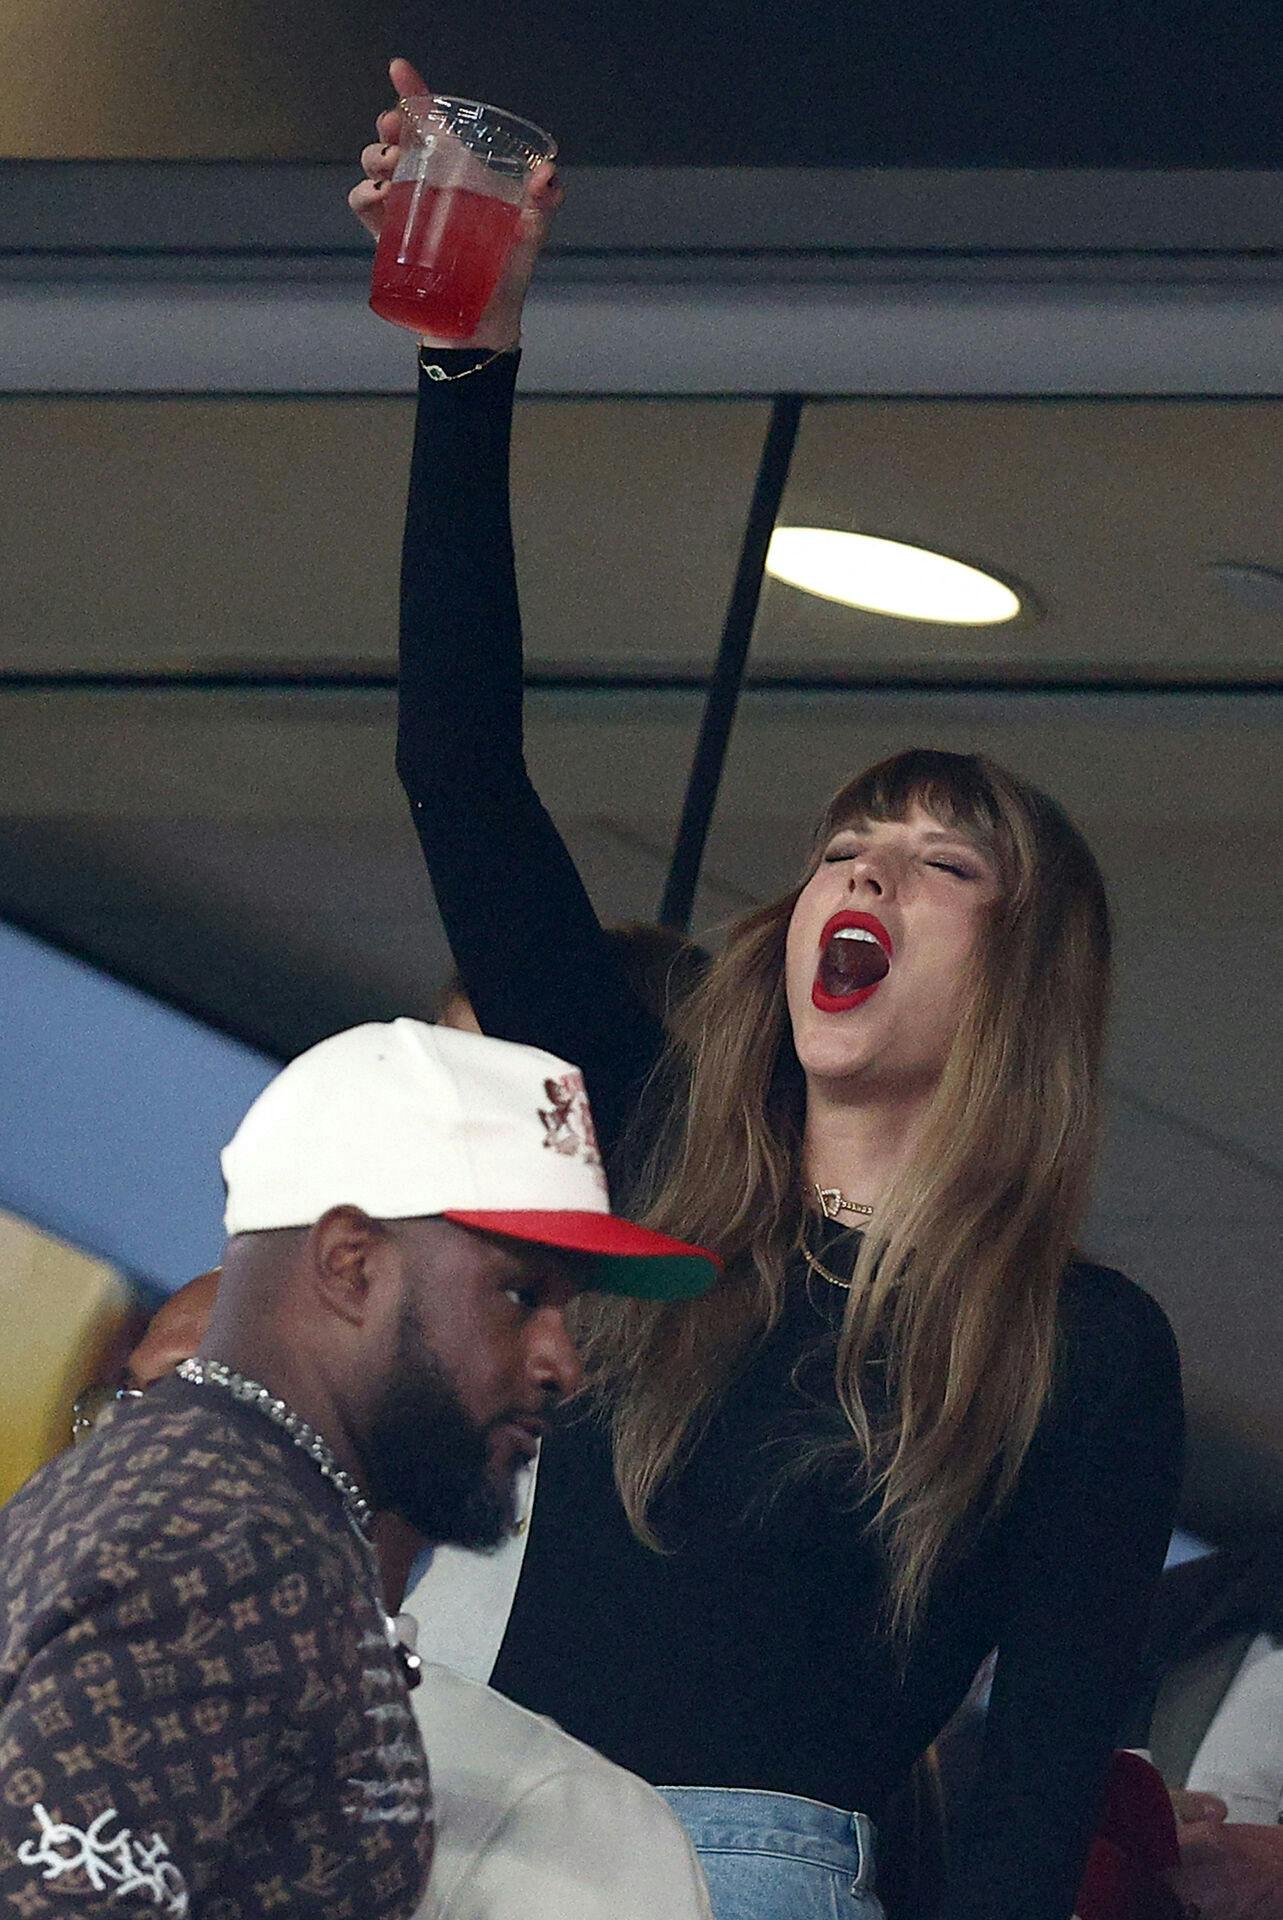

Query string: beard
362 1302 518 1552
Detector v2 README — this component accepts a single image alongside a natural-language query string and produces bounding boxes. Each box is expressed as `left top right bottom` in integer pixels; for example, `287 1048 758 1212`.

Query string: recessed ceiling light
1204 561 1283 614
766 527 1022 626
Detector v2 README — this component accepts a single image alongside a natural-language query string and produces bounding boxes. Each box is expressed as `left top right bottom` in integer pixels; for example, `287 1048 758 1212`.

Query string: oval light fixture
766 527 1022 626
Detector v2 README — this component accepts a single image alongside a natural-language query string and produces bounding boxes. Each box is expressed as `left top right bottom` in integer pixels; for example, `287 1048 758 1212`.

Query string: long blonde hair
574 750 1112 1637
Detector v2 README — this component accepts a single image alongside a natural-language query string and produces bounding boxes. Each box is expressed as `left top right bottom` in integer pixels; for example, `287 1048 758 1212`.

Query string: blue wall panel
0 922 276 1290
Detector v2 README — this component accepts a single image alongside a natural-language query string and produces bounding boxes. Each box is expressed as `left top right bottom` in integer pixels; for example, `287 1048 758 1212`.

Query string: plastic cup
369 95 557 340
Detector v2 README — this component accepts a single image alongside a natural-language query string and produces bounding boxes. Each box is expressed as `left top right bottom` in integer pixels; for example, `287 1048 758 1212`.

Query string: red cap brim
442 1209 720 1301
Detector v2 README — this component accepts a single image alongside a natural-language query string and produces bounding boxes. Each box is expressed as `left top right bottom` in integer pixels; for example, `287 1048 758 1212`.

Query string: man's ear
305 1207 394 1329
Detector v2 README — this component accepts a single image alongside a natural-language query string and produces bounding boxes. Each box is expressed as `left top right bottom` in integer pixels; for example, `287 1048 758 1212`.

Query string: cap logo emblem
539 1072 602 1168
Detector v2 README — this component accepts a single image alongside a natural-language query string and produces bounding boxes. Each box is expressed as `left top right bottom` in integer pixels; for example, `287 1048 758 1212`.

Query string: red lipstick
811 911 894 1014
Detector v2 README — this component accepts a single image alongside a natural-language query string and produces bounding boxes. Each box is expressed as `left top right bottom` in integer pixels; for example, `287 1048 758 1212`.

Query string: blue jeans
659 1786 885 1920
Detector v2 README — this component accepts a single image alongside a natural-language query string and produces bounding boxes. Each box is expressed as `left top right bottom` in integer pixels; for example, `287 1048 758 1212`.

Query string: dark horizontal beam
8 247 1283 272
0 670 1280 697
4 162 1283 259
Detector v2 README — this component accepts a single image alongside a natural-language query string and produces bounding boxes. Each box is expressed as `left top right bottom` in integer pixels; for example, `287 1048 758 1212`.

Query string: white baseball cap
221 1019 718 1301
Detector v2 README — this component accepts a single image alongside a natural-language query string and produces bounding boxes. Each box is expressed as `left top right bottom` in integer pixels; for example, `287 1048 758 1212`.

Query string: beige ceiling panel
0 684 705 1055
0 687 699 821
711 685 1277 827
757 399 1283 679
513 400 769 672
1 399 409 674
0 396 767 676
8 394 1283 682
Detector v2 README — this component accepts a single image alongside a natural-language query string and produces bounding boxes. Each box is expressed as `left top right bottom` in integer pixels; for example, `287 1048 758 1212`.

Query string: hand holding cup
349 58 564 350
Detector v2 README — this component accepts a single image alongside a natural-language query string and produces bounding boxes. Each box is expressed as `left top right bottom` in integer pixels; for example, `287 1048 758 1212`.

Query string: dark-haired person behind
354 60 1183 1920
436 922 712 1036
1123 1538 1283 1916
1129 1534 1283 1816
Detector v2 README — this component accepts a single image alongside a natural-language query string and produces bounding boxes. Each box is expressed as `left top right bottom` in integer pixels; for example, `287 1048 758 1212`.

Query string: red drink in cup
372 182 523 337
370 96 556 340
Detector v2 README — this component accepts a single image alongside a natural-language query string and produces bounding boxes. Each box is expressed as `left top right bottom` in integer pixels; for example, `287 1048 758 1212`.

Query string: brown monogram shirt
0 1374 433 1918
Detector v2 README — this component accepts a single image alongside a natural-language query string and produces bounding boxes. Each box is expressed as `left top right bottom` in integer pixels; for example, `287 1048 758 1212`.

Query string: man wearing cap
82 1273 716 1920
0 1020 715 1920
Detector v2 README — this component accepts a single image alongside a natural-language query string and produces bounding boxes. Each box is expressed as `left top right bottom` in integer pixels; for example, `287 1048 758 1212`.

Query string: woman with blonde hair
353 62 1183 1920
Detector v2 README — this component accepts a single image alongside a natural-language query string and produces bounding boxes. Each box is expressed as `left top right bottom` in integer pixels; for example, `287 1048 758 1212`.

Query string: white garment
411 1662 713 1920
406 1459 536 1682
1186 1633 1283 1823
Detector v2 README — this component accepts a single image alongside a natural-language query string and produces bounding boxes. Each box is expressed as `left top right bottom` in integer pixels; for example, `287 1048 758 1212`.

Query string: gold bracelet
417 343 518 383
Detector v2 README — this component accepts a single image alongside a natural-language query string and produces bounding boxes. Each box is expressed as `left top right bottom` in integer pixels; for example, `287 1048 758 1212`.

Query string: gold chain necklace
813 1183 875 1222
802 1182 875 1290
800 1242 855 1290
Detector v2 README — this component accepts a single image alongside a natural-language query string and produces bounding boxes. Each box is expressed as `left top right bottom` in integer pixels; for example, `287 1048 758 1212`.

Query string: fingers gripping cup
370 95 556 340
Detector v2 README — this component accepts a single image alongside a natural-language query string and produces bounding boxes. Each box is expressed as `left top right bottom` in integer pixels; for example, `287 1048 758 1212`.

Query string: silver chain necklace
177 1356 375 1537
175 1357 422 1690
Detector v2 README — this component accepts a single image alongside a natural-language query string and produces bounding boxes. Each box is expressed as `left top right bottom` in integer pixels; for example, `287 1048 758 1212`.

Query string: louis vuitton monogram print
0 1376 433 1918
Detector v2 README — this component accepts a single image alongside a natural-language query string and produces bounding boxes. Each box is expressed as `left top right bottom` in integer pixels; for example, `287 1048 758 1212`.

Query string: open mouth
812 912 893 1013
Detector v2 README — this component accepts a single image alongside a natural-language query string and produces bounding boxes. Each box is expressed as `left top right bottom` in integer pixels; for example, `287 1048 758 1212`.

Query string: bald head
126 1269 220 1388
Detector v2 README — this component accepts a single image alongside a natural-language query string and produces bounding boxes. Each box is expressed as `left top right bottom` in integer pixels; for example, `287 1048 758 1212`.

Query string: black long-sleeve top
397 351 1184 1920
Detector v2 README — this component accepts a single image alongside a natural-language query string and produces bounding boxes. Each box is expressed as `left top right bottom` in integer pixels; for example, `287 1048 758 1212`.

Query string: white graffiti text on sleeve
17 1802 189 1915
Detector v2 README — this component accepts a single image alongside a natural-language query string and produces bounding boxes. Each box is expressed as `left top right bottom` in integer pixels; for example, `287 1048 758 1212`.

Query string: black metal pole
659 394 803 930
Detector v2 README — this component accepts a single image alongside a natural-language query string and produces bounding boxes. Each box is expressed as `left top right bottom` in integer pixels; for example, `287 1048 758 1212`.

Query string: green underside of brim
587 1252 717 1301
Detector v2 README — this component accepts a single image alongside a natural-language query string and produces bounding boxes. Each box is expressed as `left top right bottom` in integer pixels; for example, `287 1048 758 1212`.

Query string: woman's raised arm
353 63 667 1174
